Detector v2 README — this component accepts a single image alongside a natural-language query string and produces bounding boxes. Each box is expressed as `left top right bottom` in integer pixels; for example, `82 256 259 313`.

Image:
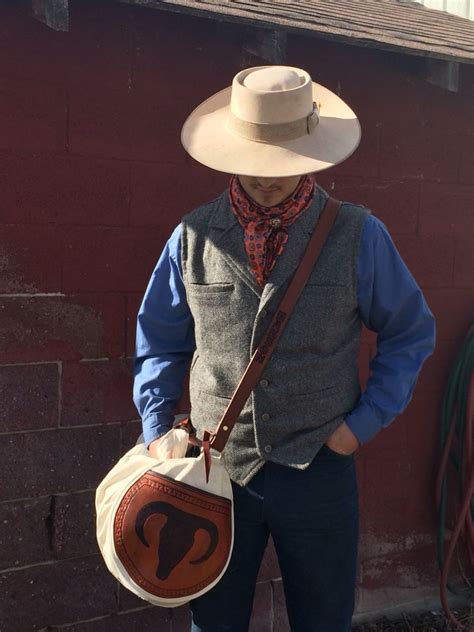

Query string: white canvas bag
95 431 233 608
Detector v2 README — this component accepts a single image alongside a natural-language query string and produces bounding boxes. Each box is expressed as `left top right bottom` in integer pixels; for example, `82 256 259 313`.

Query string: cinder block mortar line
0 421 122 437
0 293 65 298
65 149 187 167
269 579 275 632
390 233 456 245
38 605 157 631
0 488 95 505
64 88 70 155
0 286 463 299
127 6 137 96
1 221 133 227
0 149 187 169
115 577 121 613
359 284 466 291
0 67 64 88
336 176 427 187
0 148 186 169
0 360 60 368
0 145 462 187
124 295 130 357
414 176 422 237
0 223 170 234
57 361 63 429
119 423 124 462
46 494 56 556
127 161 132 228
1 290 133 296
117 605 157 615
374 122 382 181
74 357 134 363
0 552 101 574
450 238 458 288
0 358 135 366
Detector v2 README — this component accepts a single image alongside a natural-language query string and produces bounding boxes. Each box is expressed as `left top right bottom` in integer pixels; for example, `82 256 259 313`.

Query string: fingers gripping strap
206 196 341 455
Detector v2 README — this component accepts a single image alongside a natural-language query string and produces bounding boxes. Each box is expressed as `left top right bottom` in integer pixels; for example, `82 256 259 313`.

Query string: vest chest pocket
187 283 235 296
186 283 241 354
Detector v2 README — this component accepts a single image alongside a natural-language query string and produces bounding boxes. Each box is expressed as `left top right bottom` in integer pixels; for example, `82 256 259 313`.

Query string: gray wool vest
181 186 369 486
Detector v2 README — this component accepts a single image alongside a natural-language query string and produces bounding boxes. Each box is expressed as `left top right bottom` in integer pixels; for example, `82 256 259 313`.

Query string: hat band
227 102 319 143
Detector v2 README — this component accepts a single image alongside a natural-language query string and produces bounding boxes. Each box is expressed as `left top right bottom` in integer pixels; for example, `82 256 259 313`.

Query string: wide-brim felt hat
181 65 361 178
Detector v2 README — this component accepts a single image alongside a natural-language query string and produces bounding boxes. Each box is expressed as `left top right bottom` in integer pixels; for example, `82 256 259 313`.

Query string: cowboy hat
181 65 361 178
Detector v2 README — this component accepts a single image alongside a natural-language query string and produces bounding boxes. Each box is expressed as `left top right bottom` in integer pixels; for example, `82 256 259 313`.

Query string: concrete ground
353 608 474 631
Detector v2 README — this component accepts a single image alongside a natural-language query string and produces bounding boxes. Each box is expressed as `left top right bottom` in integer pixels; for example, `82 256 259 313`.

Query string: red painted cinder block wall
0 1 473 630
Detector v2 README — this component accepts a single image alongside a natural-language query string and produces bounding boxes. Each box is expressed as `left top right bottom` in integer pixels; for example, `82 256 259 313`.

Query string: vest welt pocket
291 383 341 399
196 390 232 401
304 284 349 292
187 283 234 294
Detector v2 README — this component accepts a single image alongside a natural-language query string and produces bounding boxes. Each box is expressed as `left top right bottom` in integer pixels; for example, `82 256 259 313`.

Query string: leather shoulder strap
208 196 341 453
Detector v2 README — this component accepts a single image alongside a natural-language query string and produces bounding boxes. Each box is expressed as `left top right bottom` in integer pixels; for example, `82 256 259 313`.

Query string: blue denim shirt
134 214 436 447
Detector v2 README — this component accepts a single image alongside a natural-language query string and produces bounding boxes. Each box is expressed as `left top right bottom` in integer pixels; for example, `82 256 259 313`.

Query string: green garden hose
436 325 474 630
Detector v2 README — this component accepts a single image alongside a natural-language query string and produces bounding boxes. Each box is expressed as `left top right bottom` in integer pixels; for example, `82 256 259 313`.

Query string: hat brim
181 83 361 177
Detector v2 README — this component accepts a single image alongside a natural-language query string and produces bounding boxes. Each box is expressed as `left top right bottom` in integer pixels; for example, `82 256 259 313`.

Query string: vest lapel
208 192 262 298
207 186 329 303
259 186 328 309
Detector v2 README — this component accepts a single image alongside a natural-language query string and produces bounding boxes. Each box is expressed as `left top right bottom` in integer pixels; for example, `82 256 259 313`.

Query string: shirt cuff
142 413 174 448
345 407 382 445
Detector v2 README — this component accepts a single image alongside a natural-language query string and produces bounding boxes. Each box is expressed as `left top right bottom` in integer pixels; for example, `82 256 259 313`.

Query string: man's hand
148 427 190 460
325 422 359 456
148 434 173 460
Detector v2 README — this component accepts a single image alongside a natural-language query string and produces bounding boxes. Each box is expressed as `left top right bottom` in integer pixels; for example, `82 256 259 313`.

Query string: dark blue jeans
190 446 359 632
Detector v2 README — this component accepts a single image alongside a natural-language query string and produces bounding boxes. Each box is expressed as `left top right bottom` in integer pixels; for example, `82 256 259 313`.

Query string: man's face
238 175 302 208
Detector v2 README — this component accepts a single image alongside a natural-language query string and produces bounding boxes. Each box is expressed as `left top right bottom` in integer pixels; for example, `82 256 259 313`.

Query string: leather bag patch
114 471 232 598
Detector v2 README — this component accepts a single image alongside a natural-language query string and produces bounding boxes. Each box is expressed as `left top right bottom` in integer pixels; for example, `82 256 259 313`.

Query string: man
133 66 435 632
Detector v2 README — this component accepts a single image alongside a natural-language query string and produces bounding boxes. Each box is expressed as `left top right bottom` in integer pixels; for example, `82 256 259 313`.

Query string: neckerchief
229 174 316 287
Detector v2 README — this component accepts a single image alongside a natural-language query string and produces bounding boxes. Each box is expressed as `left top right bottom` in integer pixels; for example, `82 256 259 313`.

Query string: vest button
264 444 272 454
260 379 269 388
261 413 270 421
260 309 268 318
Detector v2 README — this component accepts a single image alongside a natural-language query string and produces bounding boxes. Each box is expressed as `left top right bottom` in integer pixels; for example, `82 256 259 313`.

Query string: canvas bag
95 197 341 607
96 427 232 607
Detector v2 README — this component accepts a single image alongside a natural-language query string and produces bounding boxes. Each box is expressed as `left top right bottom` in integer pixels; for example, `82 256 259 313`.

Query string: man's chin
255 191 283 206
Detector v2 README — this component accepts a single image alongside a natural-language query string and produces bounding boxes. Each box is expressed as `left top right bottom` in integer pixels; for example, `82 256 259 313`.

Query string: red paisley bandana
229 174 316 287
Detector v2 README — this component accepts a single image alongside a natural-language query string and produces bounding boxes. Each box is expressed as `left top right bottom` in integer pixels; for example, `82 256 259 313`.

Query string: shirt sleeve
345 214 436 444
133 224 196 447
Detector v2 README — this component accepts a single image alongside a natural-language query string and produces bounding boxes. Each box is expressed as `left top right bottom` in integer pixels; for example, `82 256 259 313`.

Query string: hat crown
243 67 303 92
231 65 313 125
